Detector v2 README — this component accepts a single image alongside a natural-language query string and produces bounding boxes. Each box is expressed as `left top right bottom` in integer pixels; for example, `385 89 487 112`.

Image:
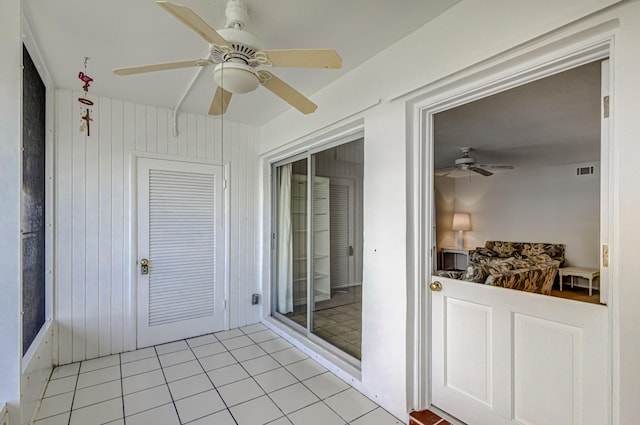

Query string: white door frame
125 152 231 350
408 34 615 418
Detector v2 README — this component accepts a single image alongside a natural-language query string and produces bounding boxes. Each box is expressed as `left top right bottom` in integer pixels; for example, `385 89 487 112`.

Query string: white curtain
276 164 293 313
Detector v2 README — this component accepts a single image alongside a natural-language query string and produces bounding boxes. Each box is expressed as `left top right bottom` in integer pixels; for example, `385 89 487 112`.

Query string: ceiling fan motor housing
455 156 476 167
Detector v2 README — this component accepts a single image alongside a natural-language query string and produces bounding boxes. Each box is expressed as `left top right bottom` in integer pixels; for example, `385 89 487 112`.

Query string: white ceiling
434 60 602 170
24 0 459 125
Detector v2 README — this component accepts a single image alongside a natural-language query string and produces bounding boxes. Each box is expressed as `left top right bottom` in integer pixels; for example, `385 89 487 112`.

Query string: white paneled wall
55 89 259 364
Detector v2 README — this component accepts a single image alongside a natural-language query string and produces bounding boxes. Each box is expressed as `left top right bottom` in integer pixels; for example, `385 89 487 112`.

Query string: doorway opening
432 60 605 305
272 137 364 363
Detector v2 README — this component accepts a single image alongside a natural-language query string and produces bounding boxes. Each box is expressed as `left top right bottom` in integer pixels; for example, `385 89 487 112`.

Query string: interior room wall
434 176 456 249
437 163 600 268
258 0 626 420
54 89 260 365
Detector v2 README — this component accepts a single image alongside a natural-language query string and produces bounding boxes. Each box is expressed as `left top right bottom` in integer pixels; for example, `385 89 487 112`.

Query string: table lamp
452 213 471 249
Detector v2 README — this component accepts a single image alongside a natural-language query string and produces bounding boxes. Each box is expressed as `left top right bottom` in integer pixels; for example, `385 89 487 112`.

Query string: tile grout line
183 335 241 425
65 365 80 425
118 353 126 425
153 342 185 425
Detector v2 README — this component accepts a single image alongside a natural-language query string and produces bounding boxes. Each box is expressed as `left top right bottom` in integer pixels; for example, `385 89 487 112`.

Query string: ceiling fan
113 0 342 115
435 147 514 177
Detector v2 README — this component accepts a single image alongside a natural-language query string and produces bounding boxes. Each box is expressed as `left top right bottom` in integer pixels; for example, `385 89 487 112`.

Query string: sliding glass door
272 138 364 362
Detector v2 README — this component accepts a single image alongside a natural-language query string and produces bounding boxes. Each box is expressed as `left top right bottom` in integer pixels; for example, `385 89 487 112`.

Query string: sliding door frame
268 129 365 369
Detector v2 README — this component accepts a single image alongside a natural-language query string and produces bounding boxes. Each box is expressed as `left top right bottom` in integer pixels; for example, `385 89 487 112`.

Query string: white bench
559 266 600 296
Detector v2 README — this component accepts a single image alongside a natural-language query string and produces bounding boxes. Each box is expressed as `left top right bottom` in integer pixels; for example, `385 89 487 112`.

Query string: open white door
137 157 225 348
430 277 608 425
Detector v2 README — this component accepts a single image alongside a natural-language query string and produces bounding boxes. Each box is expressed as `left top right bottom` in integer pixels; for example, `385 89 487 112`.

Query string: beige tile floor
33 323 399 425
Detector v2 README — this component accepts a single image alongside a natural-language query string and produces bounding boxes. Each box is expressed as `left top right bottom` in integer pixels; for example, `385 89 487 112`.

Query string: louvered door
137 158 225 347
329 179 355 289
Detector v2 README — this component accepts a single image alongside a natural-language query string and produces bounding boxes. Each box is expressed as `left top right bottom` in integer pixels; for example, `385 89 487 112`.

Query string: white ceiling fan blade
156 1 232 48
209 86 233 115
259 71 317 114
257 49 342 69
113 59 211 76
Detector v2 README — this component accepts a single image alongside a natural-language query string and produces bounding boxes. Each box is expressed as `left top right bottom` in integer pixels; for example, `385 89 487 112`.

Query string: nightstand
440 247 472 271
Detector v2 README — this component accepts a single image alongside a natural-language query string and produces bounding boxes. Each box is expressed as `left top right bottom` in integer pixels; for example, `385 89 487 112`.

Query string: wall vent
576 165 595 176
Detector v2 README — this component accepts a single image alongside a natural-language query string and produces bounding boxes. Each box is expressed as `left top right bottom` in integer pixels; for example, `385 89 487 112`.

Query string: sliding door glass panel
275 159 308 330
311 139 364 359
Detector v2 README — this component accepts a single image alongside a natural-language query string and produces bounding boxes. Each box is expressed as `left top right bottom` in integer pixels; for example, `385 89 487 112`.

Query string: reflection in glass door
273 138 364 361
274 158 308 330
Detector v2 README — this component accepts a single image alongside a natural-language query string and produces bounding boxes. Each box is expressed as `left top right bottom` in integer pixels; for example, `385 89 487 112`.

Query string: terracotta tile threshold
409 410 452 425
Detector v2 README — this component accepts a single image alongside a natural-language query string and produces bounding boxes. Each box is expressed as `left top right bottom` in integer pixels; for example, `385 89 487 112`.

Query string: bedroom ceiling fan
113 0 342 116
435 147 514 177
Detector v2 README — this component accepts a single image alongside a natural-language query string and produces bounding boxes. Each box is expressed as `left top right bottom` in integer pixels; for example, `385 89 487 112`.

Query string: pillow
489 241 518 258
475 247 496 257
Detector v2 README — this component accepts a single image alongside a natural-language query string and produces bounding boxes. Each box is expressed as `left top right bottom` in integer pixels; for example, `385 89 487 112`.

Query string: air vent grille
576 166 595 176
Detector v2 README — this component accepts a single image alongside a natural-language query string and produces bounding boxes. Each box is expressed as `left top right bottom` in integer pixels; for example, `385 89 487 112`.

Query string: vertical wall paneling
123 101 136 351
110 99 124 355
157 108 168 155
55 89 258 362
146 105 158 153
187 113 197 157
135 104 146 152
245 128 261 323
71 91 87 362
85 93 100 360
55 90 73 364
197 115 206 159
205 118 215 160
98 96 112 357
177 113 188 157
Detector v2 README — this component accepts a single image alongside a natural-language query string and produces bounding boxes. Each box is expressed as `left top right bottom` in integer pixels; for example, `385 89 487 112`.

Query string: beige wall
437 162 600 268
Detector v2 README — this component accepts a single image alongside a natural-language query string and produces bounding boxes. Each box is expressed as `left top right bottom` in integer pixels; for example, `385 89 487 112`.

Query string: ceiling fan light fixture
213 62 259 94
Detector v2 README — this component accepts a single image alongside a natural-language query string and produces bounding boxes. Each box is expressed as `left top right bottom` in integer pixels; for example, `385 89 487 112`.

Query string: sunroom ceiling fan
435 147 514 177
113 0 342 115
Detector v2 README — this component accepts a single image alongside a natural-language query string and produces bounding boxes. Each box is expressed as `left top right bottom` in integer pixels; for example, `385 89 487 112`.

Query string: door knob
430 281 443 292
140 259 149 275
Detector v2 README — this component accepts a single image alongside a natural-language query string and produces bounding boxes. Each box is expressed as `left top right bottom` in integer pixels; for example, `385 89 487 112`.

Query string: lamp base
455 231 465 249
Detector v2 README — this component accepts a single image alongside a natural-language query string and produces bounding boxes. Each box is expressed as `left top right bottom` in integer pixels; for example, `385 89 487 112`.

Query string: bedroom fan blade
478 164 514 170
156 1 232 47
470 166 493 176
257 49 342 69
209 86 233 115
259 71 318 114
113 59 210 76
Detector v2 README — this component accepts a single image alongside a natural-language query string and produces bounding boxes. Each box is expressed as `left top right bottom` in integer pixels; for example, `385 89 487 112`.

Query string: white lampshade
452 213 471 231
213 63 260 94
